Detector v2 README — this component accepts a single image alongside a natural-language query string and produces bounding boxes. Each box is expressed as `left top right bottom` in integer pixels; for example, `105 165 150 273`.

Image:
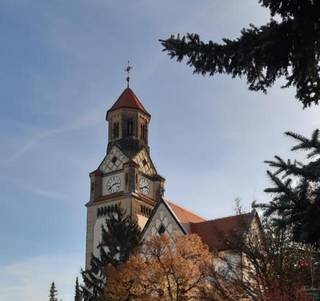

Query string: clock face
107 175 121 193
139 176 150 195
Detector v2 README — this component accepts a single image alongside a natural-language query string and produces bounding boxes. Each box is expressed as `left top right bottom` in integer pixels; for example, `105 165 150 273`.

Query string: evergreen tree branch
160 0 320 107
259 129 320 246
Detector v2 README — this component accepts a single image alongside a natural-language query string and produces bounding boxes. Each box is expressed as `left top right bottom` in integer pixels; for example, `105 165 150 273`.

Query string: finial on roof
125 60 133 88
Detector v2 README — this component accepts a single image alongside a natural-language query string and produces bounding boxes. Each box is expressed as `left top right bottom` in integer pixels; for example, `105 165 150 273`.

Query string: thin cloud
2 108 102 165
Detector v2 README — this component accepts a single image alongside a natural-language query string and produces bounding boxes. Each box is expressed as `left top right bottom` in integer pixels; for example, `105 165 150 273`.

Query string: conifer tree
258 129 320 246
160 0 320 107
74 277 82 301
81 207 141 301
49 282 58 301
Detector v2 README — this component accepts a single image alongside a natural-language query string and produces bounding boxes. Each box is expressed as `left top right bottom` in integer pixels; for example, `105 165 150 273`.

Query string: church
85 85 261 269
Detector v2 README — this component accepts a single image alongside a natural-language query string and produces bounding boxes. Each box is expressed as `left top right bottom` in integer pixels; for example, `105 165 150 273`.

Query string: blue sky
1 0 319 300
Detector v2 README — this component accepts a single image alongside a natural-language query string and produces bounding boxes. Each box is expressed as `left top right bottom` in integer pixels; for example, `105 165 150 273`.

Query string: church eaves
107 88 150 117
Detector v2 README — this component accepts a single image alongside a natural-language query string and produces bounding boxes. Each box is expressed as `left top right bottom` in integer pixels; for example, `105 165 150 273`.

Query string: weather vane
125 61 133 88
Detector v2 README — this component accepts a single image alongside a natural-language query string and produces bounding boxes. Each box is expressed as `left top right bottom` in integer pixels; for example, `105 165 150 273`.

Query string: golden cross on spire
125 61 133 88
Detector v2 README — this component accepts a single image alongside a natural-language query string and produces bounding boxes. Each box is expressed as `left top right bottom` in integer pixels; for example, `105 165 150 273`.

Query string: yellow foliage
105 234 212 301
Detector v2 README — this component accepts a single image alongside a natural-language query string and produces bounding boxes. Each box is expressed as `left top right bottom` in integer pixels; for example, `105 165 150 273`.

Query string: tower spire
125 61 132 88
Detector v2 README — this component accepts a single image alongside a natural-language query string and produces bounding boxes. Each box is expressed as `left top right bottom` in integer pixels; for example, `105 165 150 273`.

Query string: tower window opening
127 119 134 136
144 124 148 141
97 203 121 217
111 156 118 164
113 122 119 139
140 205 152 217
140 123 147 140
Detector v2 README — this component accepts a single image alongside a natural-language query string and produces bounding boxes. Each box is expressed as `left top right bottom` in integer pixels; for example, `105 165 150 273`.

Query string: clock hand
108 182 119 191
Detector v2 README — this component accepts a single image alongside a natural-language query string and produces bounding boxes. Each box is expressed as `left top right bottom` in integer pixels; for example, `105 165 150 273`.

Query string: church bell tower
85 86 165 268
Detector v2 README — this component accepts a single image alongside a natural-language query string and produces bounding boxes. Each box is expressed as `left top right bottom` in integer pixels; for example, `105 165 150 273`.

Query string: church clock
139 176 150 195
106 175 121 193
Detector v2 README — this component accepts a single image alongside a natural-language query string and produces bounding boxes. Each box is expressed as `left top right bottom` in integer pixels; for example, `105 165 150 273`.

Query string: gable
99 146 128 173
142 201 185 240
142 198 260 254
133 148 156 176
245 213 265 247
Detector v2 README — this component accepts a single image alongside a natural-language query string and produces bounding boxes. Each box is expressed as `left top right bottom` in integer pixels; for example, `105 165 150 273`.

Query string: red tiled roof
160 199 256 251
190 212 254 251
107 88 150 116
167 201 206 224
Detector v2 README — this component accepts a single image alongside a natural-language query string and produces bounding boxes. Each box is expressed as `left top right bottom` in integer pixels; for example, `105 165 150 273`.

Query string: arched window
127 119 133 136
141 123 147 140
112 123 116 139
144 123 148 141
113 122 119 139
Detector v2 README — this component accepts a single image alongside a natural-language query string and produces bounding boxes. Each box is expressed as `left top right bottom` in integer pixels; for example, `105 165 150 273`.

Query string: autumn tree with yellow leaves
105 234 212 301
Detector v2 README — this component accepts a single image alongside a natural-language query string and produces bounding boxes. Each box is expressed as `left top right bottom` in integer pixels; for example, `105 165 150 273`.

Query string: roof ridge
194 211 253 225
